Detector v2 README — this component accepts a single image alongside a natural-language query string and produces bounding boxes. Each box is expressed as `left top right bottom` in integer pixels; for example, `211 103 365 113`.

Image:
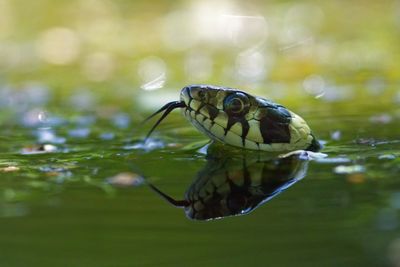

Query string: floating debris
106 172 145 187
334 164 365 174
0 166 20 172
21 144 58 155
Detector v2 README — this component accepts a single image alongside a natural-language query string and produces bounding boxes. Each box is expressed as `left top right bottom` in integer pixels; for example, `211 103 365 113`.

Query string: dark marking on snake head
240 119 250 147
259 106 291 144
206 104 219 121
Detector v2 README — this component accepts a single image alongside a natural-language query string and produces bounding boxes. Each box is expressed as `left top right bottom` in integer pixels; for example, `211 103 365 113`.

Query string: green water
0 92 399 267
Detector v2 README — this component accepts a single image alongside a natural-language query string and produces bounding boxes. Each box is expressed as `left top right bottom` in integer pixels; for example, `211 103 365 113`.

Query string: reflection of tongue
148 183 190 208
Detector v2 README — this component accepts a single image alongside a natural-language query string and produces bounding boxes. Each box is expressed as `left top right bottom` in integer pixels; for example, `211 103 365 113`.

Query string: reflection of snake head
180 85 320 152
149 149 309 221
144 84 321 152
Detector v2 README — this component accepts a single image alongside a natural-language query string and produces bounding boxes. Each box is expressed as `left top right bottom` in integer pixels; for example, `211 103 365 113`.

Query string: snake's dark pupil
230 98 243 112
224 92 249 116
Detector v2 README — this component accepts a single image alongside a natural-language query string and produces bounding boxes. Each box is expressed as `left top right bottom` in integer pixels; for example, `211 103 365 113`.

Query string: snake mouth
143 101 186 141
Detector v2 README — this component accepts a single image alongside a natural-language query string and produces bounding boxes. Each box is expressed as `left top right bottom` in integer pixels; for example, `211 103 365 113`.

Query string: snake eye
223 92 249 115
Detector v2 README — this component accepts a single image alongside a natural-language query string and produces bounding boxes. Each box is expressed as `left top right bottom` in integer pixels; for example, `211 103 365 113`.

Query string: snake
149 145 309 220
145 84 321 152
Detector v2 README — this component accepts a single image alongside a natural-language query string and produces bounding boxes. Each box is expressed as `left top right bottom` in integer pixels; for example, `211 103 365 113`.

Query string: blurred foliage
1 0 399 100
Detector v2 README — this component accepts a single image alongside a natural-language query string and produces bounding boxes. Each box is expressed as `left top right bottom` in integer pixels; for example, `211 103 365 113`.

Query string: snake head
180 84 321 152
145 84 321 152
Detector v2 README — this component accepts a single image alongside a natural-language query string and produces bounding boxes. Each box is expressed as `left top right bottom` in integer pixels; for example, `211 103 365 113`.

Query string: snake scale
145 85 321 152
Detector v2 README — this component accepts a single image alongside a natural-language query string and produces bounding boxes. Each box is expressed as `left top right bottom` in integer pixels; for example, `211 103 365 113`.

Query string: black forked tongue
148 183 190 208
143 101 186 141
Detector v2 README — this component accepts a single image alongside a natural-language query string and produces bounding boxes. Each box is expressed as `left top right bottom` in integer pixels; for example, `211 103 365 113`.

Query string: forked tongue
143 101 186 141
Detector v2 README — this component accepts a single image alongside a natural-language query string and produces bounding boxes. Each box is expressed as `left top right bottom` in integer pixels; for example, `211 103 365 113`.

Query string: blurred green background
1 1 400 267
1 0 400 101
